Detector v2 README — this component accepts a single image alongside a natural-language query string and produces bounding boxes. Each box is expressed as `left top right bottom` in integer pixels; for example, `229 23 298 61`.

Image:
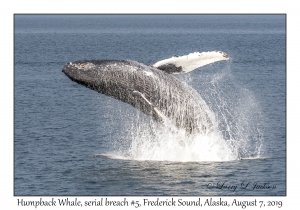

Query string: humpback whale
62 51 229 135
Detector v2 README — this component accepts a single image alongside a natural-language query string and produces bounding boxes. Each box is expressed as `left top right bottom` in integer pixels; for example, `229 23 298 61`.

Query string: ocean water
14 14 286 196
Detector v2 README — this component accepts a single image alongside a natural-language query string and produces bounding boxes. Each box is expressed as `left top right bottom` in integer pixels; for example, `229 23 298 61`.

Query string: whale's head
62 61 103 86
62 60 135 88
62 59 154 96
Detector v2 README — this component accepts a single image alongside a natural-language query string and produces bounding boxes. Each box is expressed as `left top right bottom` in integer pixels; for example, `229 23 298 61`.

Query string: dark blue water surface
14 15 286 196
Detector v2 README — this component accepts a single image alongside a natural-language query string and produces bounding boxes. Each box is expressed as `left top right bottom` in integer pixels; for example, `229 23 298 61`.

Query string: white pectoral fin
132 90 153 106
132 90 165 121
153 51 229 74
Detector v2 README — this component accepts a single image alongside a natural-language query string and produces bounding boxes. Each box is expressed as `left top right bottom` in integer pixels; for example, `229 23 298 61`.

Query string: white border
2 0 296 209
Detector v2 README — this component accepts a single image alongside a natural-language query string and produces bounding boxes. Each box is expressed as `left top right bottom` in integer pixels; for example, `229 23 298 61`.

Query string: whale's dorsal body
62 51 229 135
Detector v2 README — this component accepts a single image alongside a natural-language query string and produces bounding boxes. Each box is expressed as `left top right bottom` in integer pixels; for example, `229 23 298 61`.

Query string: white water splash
127 125 237 162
